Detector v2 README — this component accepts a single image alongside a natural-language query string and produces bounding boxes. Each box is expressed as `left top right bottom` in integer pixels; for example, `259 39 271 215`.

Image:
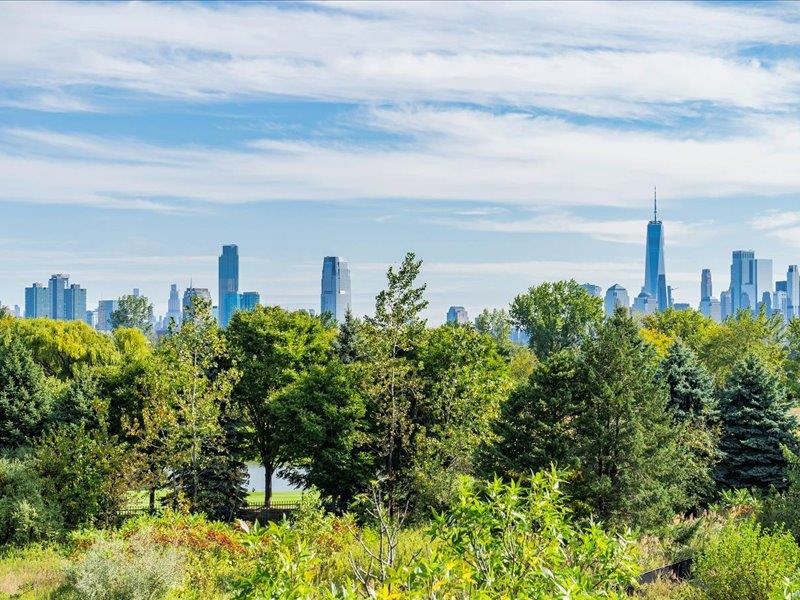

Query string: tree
716 353 798 492
575 309 694 527
36 425 134 530
226 305 336 506
0 333 53 450
360 252 428 508
510 280 602 359
138 296 238 513
412 324 511 510
273 360 370 509
659 339 717 422
336 309 363 364
658 340 719 506
481 348 582 480
474 308 513 349
110 294 154 336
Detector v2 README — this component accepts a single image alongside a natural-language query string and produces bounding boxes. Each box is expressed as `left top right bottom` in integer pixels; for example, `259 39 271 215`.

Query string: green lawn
126 488 303 509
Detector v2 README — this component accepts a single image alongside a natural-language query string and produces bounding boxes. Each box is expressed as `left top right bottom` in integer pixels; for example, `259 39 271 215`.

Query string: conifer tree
716 353 798 492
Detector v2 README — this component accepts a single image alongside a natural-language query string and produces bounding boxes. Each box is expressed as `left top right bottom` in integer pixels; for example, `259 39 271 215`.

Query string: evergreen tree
658 339 719 506
716 354 798 492
336 309 363 364
659 340 717 422
575 309 692 528
482 348 581 479
0 334 53 450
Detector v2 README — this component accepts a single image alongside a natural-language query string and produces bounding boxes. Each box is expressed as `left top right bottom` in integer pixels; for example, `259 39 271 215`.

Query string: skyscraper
720 290 733 321
580 283 603 298
219 244 239 328
24 283 48 318
164 284 182 328
604 284 629 318
183 287 212 318
643 190 668 311
321 256 352 322
446 306 469 324
788 265 799 319
730 250 755 314
48 274 69 320
96 299 118 332
240 291 261 312
700 269 712 301
64 283 87 321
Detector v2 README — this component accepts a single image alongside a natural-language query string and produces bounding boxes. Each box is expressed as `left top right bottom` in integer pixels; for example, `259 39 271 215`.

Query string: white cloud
4 107 800 211
2 2 800 117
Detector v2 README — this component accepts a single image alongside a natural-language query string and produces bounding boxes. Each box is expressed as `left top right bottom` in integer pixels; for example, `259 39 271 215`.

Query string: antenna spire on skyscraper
653 186 658 221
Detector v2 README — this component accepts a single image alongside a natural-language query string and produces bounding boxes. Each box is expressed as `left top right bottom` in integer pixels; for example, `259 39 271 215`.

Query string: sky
3 1 800 322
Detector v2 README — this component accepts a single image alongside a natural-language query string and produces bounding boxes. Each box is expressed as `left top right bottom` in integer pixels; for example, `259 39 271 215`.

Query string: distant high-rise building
632 290 656 315
95 300 119 331
673 303 691 312
24 282 48 318
720 290 733 321
788 266 799 319
643 190 668 312
47 274 69 320
164 284 182 328
604 284 629 318
580 283 603 298
239 292 261 312
219 245 239 328
96 299 119 332
183 287 212 321
729 251 773 316
85 310 97 328
321 256 352 322
701 269 713 300
446 306 469 324
64 283 87 321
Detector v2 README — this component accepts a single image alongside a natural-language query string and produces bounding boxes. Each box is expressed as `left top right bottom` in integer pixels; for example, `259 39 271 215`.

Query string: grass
125 489 303 509
0 545 68 599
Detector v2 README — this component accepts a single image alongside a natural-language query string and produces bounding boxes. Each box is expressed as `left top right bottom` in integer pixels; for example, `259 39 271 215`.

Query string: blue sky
3 1 800 322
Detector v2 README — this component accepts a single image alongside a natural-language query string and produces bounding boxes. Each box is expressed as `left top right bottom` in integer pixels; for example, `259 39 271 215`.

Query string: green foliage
0 457 62 545
275 360 369 509
419 473 639 598
0 333 53 450
110 295 154 336
69 536 184 600
0 317 119 379
659 340 717 422
411 324 511 511
716 353 798 493
226 304 336 504
691 518 800 600
510 279 602 359
474 307 514 353
483 348 582 479
36 426 134 530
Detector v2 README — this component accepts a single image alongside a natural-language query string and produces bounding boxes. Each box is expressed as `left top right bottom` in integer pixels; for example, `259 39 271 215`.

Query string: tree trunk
149 486 156 513
264 460 274 508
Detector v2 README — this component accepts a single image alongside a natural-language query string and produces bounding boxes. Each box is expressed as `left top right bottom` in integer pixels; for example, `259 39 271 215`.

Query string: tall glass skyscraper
321 256 352 322
97 299 119 332
700 269 712 300
446 306 469 324
218 244 239 328
730 251 772 315
64 283 87 321
643 191 668 311
240 291 261 311
787 265 799 319
48 274 69 320
24 283 48 318
604 284 629 318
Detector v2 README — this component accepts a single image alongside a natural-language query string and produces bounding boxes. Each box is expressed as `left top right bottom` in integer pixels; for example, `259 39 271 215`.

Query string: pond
245 463 301 493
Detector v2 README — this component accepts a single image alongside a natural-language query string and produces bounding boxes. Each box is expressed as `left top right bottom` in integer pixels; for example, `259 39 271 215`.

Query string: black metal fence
637 557 693 586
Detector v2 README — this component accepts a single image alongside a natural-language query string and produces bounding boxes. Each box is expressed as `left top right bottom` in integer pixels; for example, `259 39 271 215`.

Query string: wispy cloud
2 2 800 117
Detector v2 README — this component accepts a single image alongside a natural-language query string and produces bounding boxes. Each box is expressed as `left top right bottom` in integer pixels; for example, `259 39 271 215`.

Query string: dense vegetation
2 252 800 598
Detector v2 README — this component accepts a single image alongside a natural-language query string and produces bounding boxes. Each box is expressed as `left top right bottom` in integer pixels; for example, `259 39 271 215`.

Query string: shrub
692 518 800 600
0 456 62 544
68 536 184 600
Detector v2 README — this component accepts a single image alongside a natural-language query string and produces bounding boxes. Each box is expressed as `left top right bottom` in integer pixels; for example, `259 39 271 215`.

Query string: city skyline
4 3 800 322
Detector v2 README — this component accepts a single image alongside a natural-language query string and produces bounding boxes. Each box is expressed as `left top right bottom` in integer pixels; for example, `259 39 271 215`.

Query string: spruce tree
716 353 798 492
658 339 718 506
482 348 581 479
659 340 716 422
0 334 53 450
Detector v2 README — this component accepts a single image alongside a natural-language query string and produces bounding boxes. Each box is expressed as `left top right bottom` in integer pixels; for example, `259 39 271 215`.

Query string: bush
0 456 62 544
69 536 184 600
36 426 135 530
692 518 800 600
